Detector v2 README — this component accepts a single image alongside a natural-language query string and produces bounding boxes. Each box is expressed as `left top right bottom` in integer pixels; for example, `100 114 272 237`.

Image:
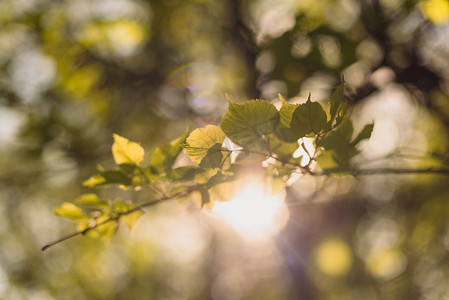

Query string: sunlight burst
212 184 289 241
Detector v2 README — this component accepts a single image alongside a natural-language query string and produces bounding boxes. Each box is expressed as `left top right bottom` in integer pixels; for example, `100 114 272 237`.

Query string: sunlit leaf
54 202 85 221
91 221 118 241
220 99 280 147
199 145 225 168
120 209 144 230
185 125 226 165
278 94 298 127
112 199 131 213
276 95 300 142
291 99 327 138
82 170 131 187
112 134 145 165
83 174 106 187
75 194 110 210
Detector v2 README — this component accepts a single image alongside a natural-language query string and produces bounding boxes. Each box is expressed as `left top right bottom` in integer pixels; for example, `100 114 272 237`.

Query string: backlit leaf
54 202 85 221
112 134 145 165
83 174 106 187
220 99 280 147
276 95 300 142
278 94 298 127
82 170 131 187
199 144 225 168
291 99 327 138
110 199 144 230
185 125 226 165
121 209 144 230
75 194 110 210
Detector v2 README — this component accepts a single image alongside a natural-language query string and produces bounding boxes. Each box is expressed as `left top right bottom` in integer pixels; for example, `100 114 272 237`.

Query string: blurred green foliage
1 0 449 299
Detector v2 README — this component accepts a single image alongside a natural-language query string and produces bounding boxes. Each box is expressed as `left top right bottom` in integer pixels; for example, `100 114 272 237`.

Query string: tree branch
310 167 449 177
41 188 197 251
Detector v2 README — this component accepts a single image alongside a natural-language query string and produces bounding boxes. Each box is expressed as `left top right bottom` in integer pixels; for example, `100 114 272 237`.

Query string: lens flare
212 184 289 241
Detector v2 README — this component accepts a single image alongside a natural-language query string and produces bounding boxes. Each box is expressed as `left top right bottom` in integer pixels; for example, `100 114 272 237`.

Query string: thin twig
41 188 196 251
308 167 449 177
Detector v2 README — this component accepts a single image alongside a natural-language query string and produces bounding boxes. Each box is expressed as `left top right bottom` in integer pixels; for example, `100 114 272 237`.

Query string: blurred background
1 0 449 299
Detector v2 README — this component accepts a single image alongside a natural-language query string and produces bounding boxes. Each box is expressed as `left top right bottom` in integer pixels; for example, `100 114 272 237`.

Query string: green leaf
150 131 189 175
220 99 280 147
82 170 131 187
101 170 132 185
110 199 144 230
112 199 131 213
275 125 299 143
351 122 374 146
329 82 345 121
335 100 347 127
268 134 299 161
320 122 358 160
75 194 109 209
83 174 106 187
185 125 226 165
199 144 225 168
329 120 354 142
316 150 352 175
318 121 359 172
54 202 85 221
112 134 145 166
89 221 118 240
291 99 328 138
169 166 200 181
278 94 298 127
121 209 144 230
276 95 300 142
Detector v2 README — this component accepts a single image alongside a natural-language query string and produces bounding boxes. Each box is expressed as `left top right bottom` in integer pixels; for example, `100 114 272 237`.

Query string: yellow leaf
112 134 145 165
54 202 85 221
121 209 144 231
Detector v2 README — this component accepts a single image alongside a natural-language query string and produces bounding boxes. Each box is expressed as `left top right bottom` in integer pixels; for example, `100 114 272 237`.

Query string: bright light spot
212 184 289 241
366 248 407 280
314 238 352 276
293 137 315 166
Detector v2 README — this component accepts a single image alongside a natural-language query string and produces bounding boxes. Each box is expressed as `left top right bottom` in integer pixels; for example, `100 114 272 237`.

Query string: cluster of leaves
48 82 373 249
